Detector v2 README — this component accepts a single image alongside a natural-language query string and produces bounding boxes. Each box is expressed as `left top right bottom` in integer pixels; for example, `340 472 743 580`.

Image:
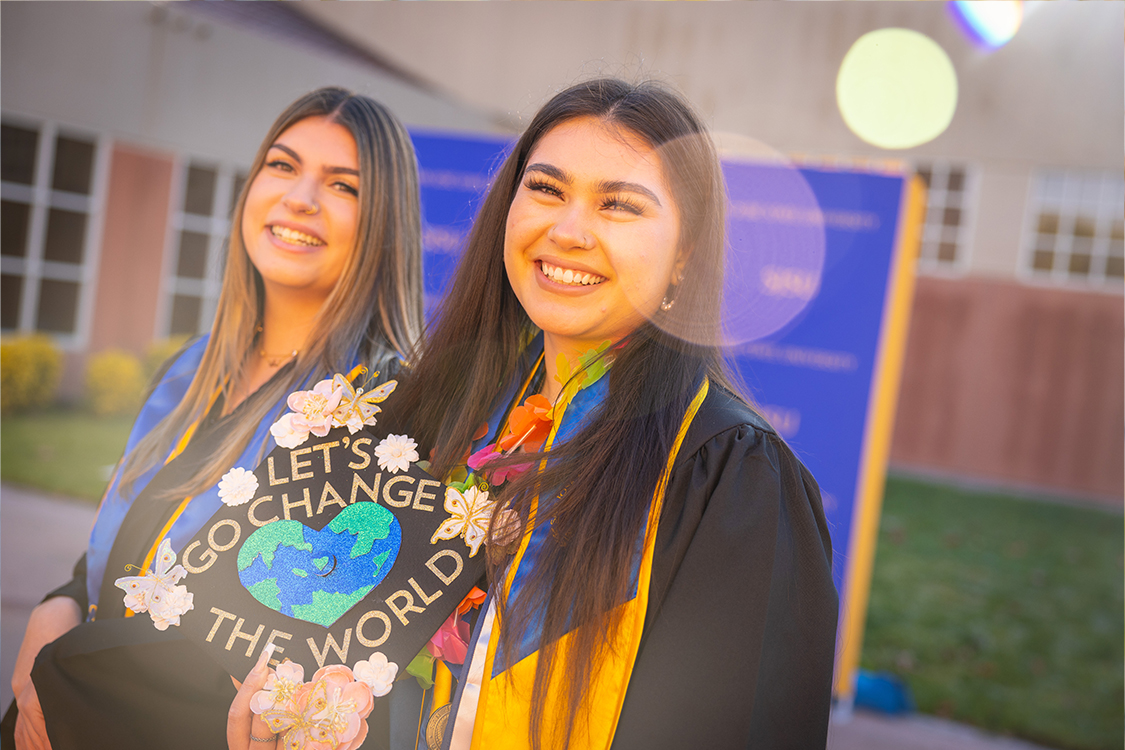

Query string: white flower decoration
148 584 194 630
217 467 258 506
353 653 398 698
373 434 419 474
429 485 497 558
270 412 309 449
114 538 192 630
250 660 306 714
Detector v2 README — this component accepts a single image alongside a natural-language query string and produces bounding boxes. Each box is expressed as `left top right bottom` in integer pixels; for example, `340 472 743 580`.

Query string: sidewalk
1 483 96 710
0 483 1058 749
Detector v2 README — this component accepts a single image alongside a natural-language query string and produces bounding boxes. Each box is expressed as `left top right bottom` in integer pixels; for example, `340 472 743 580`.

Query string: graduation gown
6 341 402 750
434 383 838 750
610 385 837 748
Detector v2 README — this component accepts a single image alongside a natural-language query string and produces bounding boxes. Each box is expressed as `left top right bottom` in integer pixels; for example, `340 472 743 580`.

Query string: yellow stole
468 378 709 750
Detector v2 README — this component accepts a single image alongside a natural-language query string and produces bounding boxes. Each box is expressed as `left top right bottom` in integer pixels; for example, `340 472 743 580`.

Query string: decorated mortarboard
116 370 492 691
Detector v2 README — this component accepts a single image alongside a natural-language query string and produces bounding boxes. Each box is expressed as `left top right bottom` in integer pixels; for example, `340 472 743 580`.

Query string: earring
660 271 685 311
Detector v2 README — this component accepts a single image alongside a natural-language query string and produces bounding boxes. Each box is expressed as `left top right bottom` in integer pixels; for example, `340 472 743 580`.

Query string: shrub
144 335 191 384
86 350 145 416
0 335 63 413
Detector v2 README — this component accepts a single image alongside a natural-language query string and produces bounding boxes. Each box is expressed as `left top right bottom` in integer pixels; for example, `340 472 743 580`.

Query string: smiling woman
3 88 424 750
242 117 360 307
361 78 838 750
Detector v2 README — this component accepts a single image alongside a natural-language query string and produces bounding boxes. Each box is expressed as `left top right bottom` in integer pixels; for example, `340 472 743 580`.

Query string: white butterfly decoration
331 372 397 434
429 485 498 558
114 538 194 631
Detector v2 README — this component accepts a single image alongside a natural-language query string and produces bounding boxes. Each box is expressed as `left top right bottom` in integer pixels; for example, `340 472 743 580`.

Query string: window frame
155 157 247 338
1018 168 1124 292
0 114 110 348
912 160 979 277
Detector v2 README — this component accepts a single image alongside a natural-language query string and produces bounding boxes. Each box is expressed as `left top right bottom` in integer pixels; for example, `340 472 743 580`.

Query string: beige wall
892 276 1124 504
1 2 497 166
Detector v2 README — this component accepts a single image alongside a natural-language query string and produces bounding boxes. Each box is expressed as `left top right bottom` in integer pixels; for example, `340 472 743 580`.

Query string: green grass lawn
863 476 1124 750
1 408 134 502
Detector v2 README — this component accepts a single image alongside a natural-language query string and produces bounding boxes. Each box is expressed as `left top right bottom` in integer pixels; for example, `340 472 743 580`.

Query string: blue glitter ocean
236 502 402 628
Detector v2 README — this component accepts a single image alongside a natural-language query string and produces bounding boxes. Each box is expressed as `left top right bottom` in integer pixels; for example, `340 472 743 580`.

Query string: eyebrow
269 144 360 177
524 162 662 207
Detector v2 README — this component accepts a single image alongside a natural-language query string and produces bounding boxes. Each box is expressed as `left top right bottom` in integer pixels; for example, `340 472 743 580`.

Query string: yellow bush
144 335 191 383
86 349 145 416
0 335 63 413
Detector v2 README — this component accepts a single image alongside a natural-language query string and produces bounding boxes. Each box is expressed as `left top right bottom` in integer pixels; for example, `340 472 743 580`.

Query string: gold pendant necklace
258 347 297 367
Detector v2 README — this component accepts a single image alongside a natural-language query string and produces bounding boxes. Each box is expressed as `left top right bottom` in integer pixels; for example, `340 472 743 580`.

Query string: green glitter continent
246 578 282 610
291 587 375 628
237 522 313 571
373 550 389 575
327 502 393 559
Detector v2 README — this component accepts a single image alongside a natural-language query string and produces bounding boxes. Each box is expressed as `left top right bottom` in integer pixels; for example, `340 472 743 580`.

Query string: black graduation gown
610 386 838 749
12 387 835 750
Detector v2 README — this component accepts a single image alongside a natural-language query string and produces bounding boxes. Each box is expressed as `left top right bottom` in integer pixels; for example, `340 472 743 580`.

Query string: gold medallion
425 702 452 750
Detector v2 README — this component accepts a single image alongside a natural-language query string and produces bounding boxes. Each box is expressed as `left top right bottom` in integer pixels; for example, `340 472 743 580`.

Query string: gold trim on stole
468 378 710 750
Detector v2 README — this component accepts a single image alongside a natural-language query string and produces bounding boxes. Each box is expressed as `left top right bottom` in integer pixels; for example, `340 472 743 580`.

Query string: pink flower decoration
287 378 343 438
466 443 532 486
426 610 471 666
466 443 498 473
253 662 374 750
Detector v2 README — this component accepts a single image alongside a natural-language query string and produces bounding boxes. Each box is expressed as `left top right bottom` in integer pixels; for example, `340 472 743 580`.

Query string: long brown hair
396 78 732 748
120 87 423 500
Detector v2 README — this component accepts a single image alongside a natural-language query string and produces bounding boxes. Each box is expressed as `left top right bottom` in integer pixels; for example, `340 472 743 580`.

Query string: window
1022 170 1124 288
161 161 248 336
913 162 977 273
1 119 105 339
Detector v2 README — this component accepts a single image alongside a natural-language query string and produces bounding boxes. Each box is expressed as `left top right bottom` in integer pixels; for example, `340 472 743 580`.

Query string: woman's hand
227 643 277 750
12 597 82 750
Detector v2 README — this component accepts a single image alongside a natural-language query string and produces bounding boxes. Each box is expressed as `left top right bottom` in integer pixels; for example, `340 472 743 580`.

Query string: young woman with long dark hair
6 87 423 750
232 77 838 750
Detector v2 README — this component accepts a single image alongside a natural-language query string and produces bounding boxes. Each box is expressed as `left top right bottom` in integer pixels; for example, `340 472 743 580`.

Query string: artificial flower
353 653 398 698
466 443 532 485
217 466 258 506
147 583 193 631
497 394 554 453
429 485 497 557
115 538 191 631
426 610 471 666
271 412 310 450
330 372 396 434
373 434 419 474
255 664 374 750
250 660 306 714
457 586 487 616
287 378 344 439
490 507 522 547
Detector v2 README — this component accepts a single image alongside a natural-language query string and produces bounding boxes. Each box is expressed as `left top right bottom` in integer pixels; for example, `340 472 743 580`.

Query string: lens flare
836 28 958 150
949 0 1023 50
649 133 826 348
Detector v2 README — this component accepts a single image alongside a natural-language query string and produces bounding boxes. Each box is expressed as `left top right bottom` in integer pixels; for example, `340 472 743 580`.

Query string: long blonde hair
120 87 423 500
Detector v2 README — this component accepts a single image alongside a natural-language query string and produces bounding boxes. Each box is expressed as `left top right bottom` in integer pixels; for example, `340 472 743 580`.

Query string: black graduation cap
175 424 485 678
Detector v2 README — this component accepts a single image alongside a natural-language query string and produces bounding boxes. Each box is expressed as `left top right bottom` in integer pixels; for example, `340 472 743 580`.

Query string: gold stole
468 378 709 750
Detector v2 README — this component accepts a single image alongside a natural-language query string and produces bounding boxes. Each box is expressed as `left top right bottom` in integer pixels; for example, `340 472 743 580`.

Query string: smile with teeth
270 225 324 247
539 260 606 287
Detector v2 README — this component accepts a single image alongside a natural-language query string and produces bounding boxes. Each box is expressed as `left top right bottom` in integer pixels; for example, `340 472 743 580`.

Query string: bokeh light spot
949 0 1023 50
836 28 958 150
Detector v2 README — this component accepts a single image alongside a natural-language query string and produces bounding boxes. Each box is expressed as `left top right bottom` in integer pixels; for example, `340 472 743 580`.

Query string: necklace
258 347 298 367
255 324 297 367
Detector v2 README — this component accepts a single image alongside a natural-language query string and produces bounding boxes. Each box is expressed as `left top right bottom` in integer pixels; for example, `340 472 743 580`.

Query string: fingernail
255 642 276 670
